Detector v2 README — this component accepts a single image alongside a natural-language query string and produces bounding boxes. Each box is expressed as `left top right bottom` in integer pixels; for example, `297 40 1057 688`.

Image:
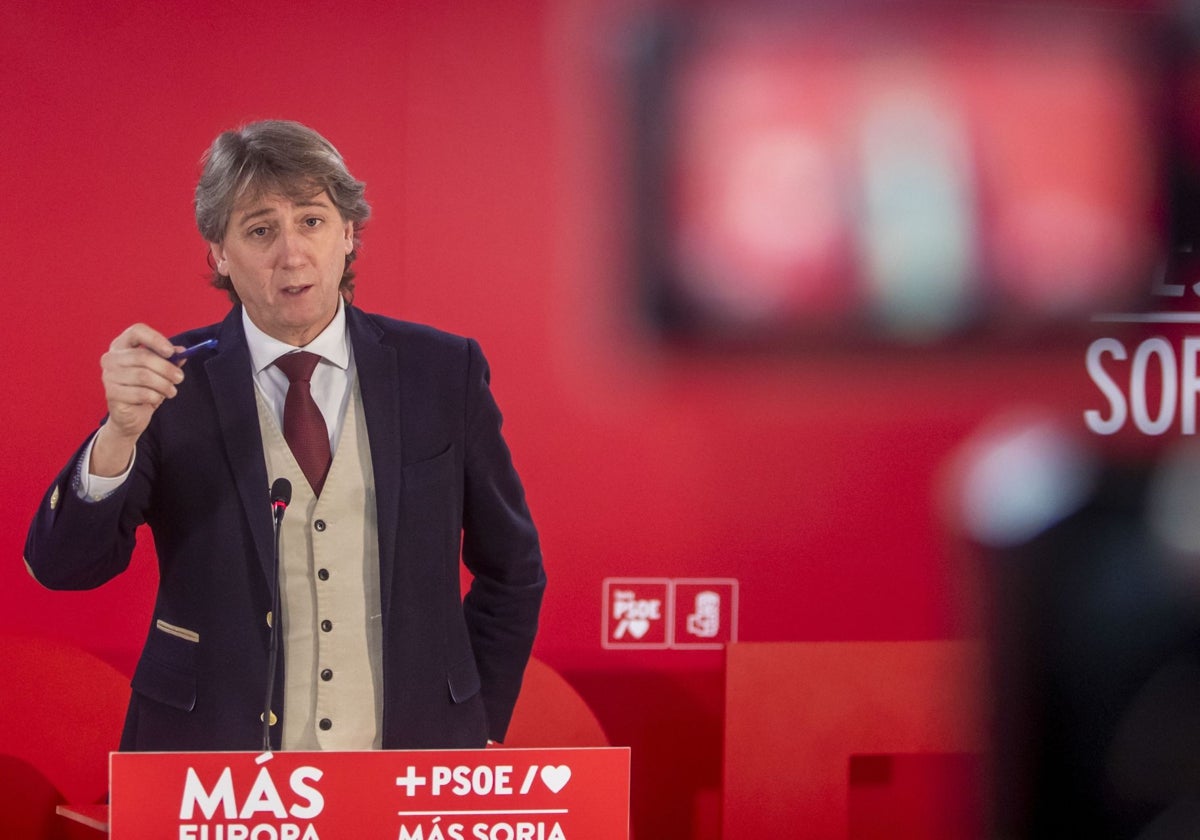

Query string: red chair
0 636 128 838
502 656 609 747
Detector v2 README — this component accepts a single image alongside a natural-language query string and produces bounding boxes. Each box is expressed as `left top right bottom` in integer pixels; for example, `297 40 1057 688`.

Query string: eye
304 217 323 228
249 226 269 238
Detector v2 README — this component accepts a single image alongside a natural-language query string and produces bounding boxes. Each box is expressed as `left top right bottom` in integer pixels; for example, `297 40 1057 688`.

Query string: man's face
210 191 354 346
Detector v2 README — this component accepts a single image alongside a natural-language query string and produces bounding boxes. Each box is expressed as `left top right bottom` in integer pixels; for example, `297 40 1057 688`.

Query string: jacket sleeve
25 427 155 591
459 338 546 742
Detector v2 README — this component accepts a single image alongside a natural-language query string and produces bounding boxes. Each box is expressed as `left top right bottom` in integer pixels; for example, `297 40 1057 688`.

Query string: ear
208 241 229 276
343 221 354 254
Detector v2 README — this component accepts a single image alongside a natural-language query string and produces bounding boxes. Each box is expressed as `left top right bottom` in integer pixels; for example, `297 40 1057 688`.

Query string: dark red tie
274 352 331 496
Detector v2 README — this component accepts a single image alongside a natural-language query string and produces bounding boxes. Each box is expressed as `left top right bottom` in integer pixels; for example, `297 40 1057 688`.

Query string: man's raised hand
91 324 185 477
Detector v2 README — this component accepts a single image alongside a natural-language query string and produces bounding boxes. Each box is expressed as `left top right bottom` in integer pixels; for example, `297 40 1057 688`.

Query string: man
24 120 546 752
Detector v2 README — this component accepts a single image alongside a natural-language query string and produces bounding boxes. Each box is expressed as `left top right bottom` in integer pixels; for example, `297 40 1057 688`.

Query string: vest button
321 668 333 682
319 718 332 730
314 519 326 532
321 620 333 633
318 569 329 581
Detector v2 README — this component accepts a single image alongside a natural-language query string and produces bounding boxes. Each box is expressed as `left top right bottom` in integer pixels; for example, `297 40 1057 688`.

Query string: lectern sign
109 747 630 840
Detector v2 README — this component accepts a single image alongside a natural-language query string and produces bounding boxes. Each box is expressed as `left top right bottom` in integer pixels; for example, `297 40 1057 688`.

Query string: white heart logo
626 619 649 639
540 765 572 794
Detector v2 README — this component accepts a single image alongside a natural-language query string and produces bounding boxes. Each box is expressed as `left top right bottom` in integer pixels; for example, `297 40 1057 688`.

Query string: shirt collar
243 298 351 375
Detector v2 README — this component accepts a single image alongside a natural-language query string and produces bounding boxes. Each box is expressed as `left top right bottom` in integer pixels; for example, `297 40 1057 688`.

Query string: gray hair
194 120 371 303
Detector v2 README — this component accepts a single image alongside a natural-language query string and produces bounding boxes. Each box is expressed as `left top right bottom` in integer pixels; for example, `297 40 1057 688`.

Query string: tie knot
274 351 321 384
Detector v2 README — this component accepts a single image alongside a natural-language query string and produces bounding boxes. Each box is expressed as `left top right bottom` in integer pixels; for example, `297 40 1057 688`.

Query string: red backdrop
2 2 1116 837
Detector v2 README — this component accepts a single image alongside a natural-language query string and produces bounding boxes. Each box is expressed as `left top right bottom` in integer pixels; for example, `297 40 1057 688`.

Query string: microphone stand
263 480 290 752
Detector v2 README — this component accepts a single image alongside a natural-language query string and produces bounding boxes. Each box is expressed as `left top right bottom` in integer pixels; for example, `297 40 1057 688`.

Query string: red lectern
64 747 629 839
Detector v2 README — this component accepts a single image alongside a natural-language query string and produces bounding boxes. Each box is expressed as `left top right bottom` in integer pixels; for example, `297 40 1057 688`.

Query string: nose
275 226 308 268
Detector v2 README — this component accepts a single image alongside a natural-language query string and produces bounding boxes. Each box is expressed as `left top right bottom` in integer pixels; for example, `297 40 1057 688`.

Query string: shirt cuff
74 433 135 502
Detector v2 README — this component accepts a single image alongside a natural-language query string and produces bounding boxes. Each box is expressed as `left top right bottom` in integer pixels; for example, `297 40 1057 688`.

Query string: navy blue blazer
25 304 545 751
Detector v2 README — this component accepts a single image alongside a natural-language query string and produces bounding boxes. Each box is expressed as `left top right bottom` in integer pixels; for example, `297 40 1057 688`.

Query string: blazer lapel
206 307 275 590
347 306 403 618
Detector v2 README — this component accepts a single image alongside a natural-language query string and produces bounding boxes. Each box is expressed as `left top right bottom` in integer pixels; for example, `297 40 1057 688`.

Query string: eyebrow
235 198 335 225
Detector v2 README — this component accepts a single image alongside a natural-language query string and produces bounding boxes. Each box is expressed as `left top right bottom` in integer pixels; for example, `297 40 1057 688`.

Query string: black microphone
271 478 292 523
263 478 291 751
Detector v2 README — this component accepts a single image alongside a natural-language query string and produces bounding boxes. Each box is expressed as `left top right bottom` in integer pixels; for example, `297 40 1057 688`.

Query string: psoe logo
602 579 670 649
687 591 721 638
673 579 738 649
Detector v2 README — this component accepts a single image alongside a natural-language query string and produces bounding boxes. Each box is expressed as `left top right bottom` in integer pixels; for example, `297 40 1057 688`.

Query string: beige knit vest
256 376 383 750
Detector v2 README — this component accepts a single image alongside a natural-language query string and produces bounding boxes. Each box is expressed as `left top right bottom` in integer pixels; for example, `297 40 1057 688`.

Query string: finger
102 345 186 386
105 382 174 409
104 361 180 393
110 323 178 360
103 361 182 400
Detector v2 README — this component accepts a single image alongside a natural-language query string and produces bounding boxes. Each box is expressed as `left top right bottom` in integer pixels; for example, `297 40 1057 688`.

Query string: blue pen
168 338 218 364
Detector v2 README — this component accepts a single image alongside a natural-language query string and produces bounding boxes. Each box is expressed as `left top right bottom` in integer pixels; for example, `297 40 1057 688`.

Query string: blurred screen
631 3 1171 346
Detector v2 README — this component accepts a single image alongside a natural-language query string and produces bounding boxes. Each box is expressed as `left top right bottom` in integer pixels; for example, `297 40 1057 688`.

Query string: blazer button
321 620 333 633
266 611 273 629
261 711 278 726
321 668 333 681
319 718 332 730
314 519 326 532
318 569 329 581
